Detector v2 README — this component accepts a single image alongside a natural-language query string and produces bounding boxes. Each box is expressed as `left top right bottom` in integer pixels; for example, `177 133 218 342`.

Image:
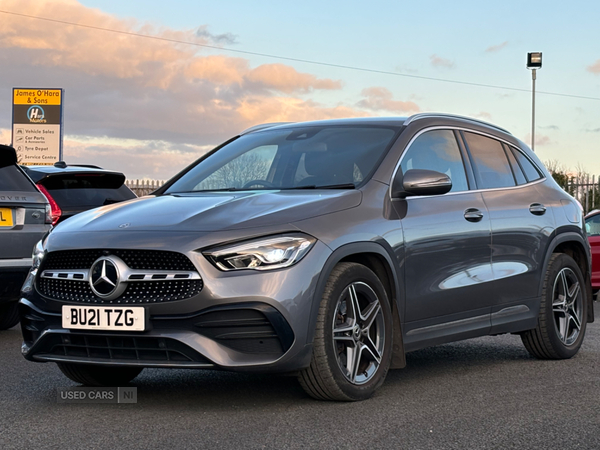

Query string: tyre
521 253 587 359
0 302 20 330
298 262 393 401
57 363 143 386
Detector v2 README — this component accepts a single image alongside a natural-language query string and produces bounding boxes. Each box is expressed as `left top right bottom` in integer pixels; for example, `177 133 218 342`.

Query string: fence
125 179 166 197
559 175 600 215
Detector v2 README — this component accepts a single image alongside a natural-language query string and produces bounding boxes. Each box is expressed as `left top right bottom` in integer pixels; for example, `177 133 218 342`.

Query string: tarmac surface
1 303 599 450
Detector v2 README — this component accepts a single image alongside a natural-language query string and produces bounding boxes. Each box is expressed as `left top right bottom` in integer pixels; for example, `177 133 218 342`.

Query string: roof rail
240 122 293 135
404 113 511 134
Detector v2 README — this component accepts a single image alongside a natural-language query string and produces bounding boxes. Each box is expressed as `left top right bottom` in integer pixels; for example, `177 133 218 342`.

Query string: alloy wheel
332 281 385 385
552 267 583 346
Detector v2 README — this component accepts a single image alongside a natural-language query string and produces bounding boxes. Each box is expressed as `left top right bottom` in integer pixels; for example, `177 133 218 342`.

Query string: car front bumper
19 240 332 373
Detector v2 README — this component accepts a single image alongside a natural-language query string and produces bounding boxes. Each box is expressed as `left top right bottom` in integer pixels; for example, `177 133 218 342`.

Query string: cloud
587 60 600 74
485 41 508 53
356 87 420 113
430 54 454 69
0 0 367 179
245 64 342 94
63 134 212 180
541 125 559 130
586 128 600 133
195 25 238 45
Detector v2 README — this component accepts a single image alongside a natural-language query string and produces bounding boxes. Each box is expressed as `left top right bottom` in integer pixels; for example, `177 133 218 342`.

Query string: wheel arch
308 241 406 369
541 231 594 323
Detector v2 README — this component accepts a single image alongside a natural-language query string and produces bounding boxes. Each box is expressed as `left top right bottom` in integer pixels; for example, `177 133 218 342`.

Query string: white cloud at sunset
0 0 365 178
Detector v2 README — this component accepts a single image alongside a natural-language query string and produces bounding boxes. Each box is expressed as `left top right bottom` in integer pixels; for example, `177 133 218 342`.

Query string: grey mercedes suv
19 114 593 401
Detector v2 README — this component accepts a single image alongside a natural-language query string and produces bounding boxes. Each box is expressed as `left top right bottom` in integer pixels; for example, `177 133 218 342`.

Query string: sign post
12 88 63 165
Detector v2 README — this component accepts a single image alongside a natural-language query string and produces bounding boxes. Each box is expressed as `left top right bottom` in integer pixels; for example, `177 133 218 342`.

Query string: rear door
460 131 553 332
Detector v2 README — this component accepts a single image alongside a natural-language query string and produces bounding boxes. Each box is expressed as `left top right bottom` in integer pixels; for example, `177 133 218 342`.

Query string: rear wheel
298 263 393 401
0 302 20 330
521 253 587 359
57 363 143 386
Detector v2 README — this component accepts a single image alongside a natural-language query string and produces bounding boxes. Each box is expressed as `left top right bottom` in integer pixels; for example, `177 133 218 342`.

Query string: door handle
529 203 546 216
464 208 483 222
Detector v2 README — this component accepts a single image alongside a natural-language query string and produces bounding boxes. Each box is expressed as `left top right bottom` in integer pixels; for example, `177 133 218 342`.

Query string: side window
585 214 600 236
400 130 469 193
511 148 543 182
463 132 515 189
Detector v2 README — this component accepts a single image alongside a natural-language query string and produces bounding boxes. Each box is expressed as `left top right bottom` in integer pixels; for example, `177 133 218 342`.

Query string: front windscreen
166 126 399 193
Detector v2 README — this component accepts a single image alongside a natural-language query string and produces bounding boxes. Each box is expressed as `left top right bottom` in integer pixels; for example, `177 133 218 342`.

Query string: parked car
0 145 51 330
19 114 593 400
22 162 137 225
584 209 600 293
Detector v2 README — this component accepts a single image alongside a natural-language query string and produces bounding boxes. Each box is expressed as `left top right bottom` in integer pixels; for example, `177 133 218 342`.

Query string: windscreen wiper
283 183 356 190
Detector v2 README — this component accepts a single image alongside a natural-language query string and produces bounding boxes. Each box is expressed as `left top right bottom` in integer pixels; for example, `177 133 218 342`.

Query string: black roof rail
404 113 511 134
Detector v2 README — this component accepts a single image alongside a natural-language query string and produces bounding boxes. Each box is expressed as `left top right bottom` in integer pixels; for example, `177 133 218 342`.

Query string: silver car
0 144 50 329
19 115 593 400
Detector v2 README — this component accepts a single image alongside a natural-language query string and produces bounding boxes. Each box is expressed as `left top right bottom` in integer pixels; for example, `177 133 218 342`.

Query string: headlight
32 239 46 269
23 239 46 295
204 234 316 271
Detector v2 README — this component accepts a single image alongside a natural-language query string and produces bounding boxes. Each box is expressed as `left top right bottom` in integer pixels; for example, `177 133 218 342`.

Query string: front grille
37 277 203 304
36 333 212 364
37 249 202 304
42 249 197 271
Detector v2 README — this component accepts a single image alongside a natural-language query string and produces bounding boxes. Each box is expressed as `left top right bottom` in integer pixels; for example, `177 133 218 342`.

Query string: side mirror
391 169 452 198
0 144 17 168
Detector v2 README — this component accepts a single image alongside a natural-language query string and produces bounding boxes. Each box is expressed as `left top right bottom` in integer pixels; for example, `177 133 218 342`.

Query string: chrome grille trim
40 269 200 282
41 270 89 281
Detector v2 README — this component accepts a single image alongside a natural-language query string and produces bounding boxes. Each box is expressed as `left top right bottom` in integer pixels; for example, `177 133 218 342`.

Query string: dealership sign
12 88 63 165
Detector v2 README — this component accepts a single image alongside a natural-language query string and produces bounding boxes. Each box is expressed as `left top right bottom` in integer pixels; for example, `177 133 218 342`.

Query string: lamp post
527 52 542 151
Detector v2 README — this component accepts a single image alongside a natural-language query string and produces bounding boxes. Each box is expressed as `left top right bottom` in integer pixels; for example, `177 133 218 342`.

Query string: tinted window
400 130 468 192
40 174 135 208
167 126 398 192
511 148 543 182
585 214 600 236
0 166 37 192
504 145 527 185
463 132 515 189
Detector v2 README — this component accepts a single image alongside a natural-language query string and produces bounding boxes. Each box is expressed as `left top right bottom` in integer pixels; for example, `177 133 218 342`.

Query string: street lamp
527 52 542 151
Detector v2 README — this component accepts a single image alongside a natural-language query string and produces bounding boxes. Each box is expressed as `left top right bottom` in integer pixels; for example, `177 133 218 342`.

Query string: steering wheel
242 180 275 189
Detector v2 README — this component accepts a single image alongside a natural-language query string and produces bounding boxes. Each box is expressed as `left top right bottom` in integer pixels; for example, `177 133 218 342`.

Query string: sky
1 0 599 180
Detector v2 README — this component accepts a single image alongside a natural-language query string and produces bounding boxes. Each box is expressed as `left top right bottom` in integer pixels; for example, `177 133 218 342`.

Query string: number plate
62 305 145 331
0 208 13 227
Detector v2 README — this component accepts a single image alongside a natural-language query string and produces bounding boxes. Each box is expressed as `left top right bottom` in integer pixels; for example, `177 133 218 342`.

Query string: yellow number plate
0 208 13 227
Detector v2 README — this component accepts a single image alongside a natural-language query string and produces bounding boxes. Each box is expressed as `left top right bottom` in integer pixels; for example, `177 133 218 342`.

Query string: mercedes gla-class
19 114 593 400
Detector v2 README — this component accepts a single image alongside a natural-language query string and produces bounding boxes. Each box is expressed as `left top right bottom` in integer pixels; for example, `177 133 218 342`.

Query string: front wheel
298 263 393 401
57 363 143 386
521 253 588 359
